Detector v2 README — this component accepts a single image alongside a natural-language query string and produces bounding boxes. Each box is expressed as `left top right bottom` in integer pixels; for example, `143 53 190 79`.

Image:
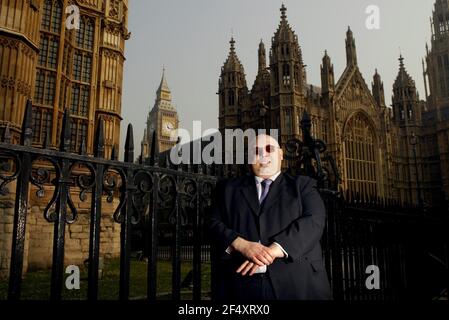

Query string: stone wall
0 184 16 279
0 182 30 279
0 183 121 279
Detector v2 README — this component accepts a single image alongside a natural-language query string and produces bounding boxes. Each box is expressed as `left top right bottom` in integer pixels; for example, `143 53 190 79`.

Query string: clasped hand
230 237 284 276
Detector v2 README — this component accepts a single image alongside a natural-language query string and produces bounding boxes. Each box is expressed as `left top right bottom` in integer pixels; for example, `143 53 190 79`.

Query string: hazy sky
121 0 436 158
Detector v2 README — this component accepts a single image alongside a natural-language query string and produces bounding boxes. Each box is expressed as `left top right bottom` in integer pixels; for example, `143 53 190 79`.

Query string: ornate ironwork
285 110 340 195
0 100 447 302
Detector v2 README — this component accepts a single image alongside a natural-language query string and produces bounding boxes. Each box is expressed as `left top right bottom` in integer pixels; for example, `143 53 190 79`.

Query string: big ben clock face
161 117 176 137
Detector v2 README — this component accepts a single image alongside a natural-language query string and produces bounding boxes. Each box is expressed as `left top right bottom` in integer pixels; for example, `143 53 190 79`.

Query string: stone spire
321 50 335 96
222 37 246 75
394 55 416 90
270 4 306 92
258 39 266 72
392 55 420 125
372 69 385 107
345 26 358 66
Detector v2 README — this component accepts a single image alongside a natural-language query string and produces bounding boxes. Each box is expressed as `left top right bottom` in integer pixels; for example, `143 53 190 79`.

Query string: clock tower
141 68 179 158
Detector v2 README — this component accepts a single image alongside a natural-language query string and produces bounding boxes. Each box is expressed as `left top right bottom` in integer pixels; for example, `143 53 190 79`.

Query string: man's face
250 134 283 178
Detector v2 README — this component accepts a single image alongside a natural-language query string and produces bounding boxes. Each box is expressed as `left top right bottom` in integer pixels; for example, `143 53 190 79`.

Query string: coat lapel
240 175 260 215
259 172 285 215
240 172 286 216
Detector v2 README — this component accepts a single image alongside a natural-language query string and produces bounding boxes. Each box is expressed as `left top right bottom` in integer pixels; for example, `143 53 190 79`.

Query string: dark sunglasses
255 144 277 155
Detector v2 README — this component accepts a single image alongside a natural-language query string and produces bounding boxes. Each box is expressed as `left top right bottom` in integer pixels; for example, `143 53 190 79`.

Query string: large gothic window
31 109 53 143
41 0 62 33
438 17 449 34
68 16 95 152
33 0 63 145
70 119 88 152
37 35 59 69
70 84 89 117
343 112 378 198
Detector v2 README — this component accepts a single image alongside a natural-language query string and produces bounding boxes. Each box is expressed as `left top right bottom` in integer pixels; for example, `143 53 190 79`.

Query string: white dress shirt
227 171 288 273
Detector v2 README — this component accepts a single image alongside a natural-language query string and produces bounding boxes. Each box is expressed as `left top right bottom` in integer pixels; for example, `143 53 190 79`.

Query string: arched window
343 112 378 198
33 0 63 145
41 0 52 30
51 1 62 33
85 20 94 50
76 19 86 47
294 66 300 87
407 104 413 120
68 17 95 151
41 0 62 32
34 70 56 106
228 91 235 106
283 63 290 86
70 84 90 117
70 119 88 153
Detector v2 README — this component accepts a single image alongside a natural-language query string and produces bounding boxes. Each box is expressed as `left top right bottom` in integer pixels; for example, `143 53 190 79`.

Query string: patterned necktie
259 179 273 204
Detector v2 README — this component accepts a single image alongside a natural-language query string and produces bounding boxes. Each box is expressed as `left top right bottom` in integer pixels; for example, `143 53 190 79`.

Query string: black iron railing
0 101 217 301
0 101 448 301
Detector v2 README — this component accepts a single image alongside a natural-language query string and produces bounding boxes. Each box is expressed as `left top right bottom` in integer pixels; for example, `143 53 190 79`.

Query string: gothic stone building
0 0 129 157
0 0 129 276
218 3 449 207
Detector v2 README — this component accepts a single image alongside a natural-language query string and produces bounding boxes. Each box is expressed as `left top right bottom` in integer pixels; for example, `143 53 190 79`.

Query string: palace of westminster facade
0 0 128 159
1 1 449 208
0 0 128 273
211 2 449 207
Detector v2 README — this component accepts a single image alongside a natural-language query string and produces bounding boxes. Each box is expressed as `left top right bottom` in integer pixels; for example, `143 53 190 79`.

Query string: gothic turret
392 56 421 125
218 38 248 132
270 4 306 94
252 39 271 94
258 39 266 72
424 0 449 112
372 69 386 107
248 40 271 130
321 50 335 101
345 27 358 67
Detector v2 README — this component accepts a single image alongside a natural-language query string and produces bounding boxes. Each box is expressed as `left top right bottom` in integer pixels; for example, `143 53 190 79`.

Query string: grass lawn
0 258 211 300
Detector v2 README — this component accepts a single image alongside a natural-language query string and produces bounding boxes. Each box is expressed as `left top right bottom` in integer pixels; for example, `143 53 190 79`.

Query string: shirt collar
254 171 282 184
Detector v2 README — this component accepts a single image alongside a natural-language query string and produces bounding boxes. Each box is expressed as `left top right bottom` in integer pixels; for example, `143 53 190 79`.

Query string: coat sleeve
207 179 240 256
269 176 326 262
